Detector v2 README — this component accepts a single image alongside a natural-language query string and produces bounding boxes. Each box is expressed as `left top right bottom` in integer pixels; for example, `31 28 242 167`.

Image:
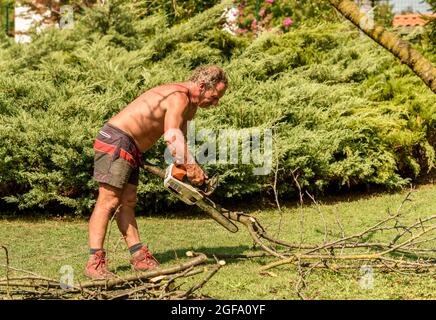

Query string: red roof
392 13 436 27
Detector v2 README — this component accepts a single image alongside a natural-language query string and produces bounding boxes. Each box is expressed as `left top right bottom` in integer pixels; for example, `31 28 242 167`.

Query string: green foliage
132 0 220 26
0 0 435 215
424 0 436 49
0 0 14 36
234 0 335 36
372 1 395 27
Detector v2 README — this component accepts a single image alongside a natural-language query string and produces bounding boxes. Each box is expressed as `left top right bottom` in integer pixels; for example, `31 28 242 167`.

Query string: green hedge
0 0 435 215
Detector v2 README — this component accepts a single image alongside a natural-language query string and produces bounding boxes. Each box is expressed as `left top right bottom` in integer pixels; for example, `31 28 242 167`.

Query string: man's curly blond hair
190 65 228 89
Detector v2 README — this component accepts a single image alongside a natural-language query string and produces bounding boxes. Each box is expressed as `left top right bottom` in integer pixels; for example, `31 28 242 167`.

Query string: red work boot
130 246 160 272
84 250 115 280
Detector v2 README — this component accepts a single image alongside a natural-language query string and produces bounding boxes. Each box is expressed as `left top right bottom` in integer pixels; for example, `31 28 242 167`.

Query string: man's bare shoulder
148 83 189 96
146 83 190 109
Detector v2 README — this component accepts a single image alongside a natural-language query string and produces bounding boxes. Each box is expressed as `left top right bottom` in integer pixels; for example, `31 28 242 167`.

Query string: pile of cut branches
0 250 224 300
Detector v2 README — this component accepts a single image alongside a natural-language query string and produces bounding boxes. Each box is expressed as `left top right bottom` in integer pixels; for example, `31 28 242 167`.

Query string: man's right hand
185 163 207 186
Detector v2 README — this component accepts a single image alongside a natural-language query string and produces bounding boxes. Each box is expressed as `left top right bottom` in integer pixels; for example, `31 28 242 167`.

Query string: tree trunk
327 0 436 94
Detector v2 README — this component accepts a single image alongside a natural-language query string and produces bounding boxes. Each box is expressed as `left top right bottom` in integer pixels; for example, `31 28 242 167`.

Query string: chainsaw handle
171 165 188 181
143 162 217 195
173 163 209 185
143 162 209 183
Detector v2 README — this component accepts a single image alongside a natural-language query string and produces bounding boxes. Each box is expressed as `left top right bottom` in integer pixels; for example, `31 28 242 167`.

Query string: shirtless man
85 65 228 279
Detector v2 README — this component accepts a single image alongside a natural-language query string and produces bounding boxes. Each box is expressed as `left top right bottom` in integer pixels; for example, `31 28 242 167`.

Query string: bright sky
390 0 432 13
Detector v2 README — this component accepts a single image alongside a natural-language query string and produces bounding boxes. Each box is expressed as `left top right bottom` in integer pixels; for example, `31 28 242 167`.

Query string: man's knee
96 183 123 212
122 198 137 210
102 197 122 213
121 184 138 209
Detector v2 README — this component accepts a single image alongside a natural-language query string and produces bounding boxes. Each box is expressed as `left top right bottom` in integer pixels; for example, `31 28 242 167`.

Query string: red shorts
93 123 142 189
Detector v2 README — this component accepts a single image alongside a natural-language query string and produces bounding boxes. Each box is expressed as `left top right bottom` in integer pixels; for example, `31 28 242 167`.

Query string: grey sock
89 248 103 255
129 243 143 255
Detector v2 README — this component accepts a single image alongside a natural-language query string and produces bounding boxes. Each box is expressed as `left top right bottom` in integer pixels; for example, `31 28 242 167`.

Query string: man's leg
116 183 141 248
86 183 123 279
116 183 160 270
88 183 123 249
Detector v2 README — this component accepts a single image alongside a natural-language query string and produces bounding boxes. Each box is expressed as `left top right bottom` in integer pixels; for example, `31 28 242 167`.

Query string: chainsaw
143 162 238 233
164 164 238 233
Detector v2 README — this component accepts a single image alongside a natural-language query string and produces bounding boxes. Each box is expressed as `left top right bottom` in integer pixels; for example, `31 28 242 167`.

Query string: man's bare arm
163 93 206 185
163 93 195 165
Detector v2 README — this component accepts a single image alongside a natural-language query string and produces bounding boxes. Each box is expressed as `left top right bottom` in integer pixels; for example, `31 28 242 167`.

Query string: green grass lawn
0 184 435 300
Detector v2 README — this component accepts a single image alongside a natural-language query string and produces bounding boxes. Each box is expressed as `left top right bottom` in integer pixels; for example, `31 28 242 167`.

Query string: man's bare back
108 83 197 152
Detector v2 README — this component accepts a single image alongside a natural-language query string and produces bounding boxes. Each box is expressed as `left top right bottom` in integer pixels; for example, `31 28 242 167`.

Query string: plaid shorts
93 123 143 189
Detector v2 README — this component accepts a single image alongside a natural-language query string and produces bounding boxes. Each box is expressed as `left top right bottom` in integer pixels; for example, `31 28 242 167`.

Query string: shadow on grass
113 244 257 272
2 177 435 220
159 245 255 264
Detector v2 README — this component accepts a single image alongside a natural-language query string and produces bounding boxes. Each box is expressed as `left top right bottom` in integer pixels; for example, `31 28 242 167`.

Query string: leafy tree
327 0 436 93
